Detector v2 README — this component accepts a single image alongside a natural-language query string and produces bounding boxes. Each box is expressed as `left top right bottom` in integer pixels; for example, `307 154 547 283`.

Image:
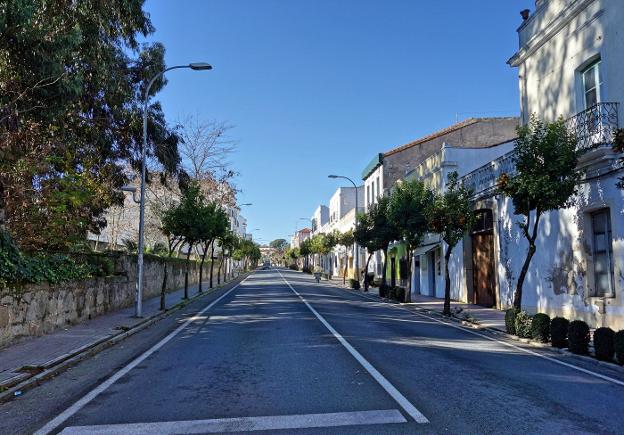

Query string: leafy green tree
0 0 182 251
336 230 355 284
299 238 312 270
498 116 579 310
388 179 433 302
216 230 236 285
175 183 204 299
428 172 475 315
270 239 289 251
195 202 228 292
158 201 186 310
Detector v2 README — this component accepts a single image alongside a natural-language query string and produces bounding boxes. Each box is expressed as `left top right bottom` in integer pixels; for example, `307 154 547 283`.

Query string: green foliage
0 0 182 251
349 278 360 290
428 172 475 249
593 327 615 361
568 320 590 354
388 179 433 251
550 317 569 348
514 311 533 338
614 330 624 365
505 308 520 335
531 313 551 343
269 239 289 250
498 117 579 310
0 230 93 288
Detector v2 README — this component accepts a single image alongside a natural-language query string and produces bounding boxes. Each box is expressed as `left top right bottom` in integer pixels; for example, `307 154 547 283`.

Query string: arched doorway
471 209 495 307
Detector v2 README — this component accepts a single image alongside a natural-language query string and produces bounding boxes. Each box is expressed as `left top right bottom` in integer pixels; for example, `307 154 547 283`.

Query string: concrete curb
323 280 624 376
0 273 250 403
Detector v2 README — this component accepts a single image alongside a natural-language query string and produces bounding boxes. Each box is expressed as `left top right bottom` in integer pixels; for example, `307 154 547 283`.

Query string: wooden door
471 210 495 307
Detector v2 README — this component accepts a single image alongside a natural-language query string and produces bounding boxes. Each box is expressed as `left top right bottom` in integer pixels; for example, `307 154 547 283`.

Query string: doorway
471 209 495 307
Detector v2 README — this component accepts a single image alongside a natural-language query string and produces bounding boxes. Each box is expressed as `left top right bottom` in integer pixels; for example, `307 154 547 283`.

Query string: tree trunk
184 246 192 299
217 252 224 285
364 252 373 291
343 251 348 285
160 254 170 311
404 250 412 303
513 211 541 310
381 247 388 289
209 240 216 289
199 244 208 293
443 246 452 315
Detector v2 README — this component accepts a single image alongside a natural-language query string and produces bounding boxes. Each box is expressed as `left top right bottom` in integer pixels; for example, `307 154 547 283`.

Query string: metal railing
566 102 619 152
460 102 620 196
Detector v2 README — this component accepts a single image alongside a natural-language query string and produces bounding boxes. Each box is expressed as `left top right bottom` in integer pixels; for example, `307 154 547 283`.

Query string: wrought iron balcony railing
460 102 620 196
460 150 517 197
565 102 619 152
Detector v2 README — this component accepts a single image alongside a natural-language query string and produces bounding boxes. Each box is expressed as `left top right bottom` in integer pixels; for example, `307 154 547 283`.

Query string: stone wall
0 254 222 348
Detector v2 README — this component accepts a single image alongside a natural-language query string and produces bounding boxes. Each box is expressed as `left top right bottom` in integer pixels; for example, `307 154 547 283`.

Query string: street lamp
135 62 212 318
240 203 252 206
328 174 360 282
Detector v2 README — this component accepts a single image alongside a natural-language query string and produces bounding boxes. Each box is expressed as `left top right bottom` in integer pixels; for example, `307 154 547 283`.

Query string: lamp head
189 62 213 71
328 175 338 179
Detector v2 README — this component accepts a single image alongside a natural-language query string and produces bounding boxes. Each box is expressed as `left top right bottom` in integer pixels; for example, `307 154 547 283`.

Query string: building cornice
508 0 596 67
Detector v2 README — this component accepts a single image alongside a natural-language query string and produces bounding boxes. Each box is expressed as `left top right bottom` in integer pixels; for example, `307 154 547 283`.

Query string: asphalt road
3 268 624 434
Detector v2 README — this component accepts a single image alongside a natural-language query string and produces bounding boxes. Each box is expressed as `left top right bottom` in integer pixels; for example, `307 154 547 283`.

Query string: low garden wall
0 254 219 348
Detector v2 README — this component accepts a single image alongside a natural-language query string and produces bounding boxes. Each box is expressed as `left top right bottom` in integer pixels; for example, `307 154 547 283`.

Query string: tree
233 239 261 270
336 230 354 284
175 183 204 299
299 238 312 270
217 230 237 284
0 1 182 251
195 202 228 292
158 200 186 310
388 179 433 302
499 116 579 310
428 172 475 315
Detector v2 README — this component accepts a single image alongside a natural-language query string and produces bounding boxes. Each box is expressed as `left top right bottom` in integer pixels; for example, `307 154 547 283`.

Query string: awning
412 242 440 257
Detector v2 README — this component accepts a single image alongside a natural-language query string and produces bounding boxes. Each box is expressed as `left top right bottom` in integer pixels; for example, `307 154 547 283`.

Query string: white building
424 0 624 329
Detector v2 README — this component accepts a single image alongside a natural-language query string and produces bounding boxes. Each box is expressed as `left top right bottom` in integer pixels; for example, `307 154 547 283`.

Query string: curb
0 273 250 403
323 280 624 376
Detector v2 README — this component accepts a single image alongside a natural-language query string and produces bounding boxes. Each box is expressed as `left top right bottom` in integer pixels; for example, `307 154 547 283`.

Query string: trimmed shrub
288 263 299 271
614 330 624 365
505 308 519 335
593 327 615 361
388 286 396 300
531 313 551 343
302 266 312 274
349 278 360 290
551 317 569 348
379 284 387 298
568 320 590 354
514 311 533 338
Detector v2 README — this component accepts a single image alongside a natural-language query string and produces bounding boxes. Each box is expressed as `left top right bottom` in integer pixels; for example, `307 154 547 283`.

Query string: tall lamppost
135 62 212 318
328 175 360 282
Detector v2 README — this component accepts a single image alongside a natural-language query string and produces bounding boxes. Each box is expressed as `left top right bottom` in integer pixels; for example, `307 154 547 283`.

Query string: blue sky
145 0 534 244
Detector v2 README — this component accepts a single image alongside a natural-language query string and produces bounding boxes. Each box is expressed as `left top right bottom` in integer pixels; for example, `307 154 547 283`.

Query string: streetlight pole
328 175 360 283
135 62 212 318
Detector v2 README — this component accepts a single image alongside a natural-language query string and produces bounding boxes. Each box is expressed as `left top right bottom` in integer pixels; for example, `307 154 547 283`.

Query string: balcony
460 102 620 197
460 151 517 197
566 102 620 152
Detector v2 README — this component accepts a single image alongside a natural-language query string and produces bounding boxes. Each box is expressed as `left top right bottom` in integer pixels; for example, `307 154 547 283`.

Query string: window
367 185 371 207
376 176 380 199
582 61 602 109
591 209 614 297
371 180 375 204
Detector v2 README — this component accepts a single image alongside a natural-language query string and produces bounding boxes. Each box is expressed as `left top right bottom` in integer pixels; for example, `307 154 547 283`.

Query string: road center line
348 288 624 388
58 409 406 434
34 277 249 435
278 270 429 424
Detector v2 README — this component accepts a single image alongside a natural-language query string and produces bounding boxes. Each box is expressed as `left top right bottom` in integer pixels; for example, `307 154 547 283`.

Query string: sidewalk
327 276 506 331
0 276 242 389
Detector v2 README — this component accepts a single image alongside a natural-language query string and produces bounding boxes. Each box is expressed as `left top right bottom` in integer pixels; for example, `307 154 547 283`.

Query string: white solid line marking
58 409 406 434
349 290 624 388
35 278 249 435
278 270 429 424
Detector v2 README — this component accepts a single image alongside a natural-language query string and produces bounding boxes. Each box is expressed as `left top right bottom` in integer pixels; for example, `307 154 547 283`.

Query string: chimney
520 9 530 21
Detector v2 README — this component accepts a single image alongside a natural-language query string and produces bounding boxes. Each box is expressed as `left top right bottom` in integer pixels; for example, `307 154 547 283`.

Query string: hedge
593 327 615 361
550 317 569 348
514 311 533 338
568 320 590 355
505 308 519 335
615 330 624 365
531 313 551 343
